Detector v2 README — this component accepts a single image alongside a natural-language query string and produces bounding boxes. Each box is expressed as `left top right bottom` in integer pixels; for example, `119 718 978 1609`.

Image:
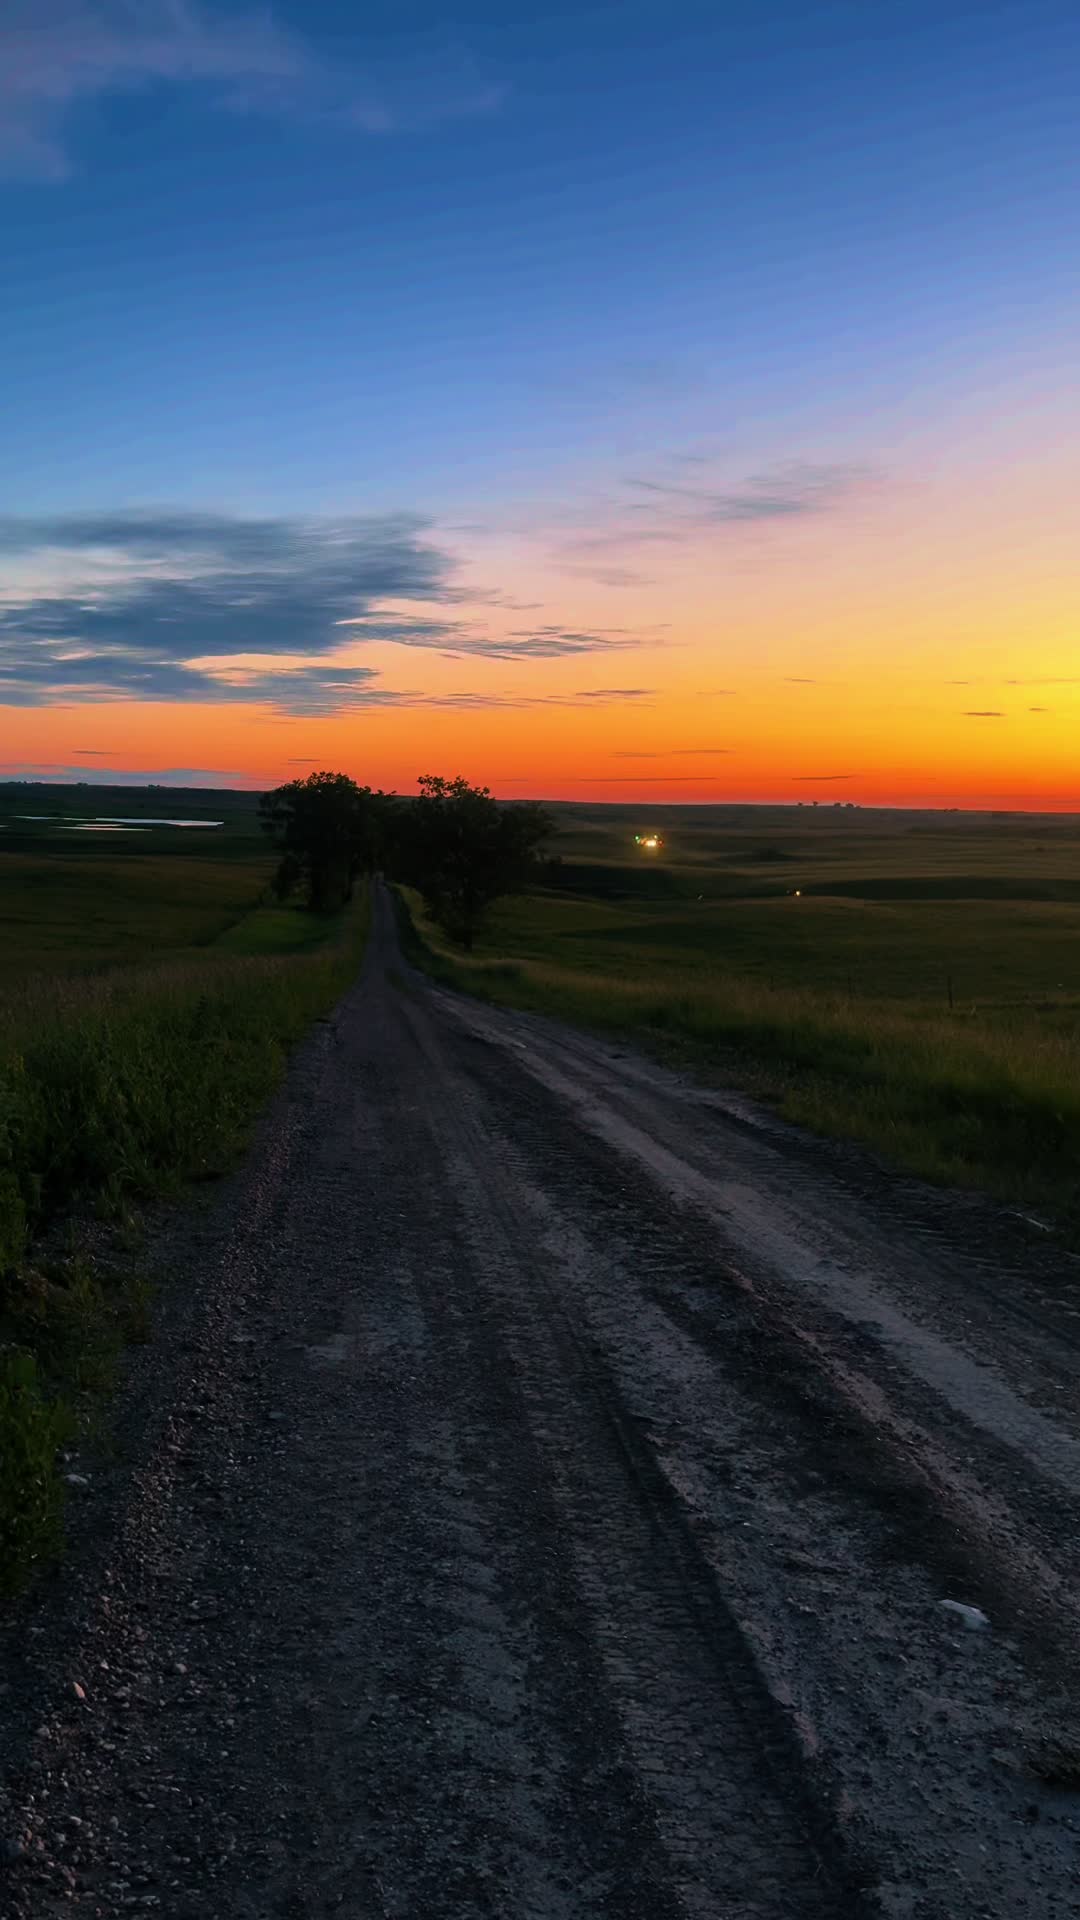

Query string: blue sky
1 1 1078 801
4 0 1077 514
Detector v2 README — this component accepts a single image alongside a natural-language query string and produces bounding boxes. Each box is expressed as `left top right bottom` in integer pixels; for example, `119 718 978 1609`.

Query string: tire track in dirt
3 881 1079 1919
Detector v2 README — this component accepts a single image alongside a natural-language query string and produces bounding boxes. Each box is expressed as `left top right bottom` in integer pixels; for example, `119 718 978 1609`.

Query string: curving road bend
3 880 1080 1917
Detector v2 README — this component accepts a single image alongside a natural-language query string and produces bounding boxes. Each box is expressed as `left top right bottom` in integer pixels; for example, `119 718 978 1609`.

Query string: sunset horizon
3 2 1077 810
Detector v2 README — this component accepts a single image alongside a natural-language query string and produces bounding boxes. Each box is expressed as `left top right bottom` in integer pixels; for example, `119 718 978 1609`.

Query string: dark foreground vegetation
401 801 1080 1225
0 785 367 1591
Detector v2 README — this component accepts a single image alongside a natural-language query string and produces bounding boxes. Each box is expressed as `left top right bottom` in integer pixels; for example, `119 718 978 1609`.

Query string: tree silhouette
395 775 551 950
258 771 382 912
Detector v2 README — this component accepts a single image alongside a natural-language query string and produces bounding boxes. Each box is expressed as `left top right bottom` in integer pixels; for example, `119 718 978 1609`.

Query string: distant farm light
794 889 801 896
636 833 663 851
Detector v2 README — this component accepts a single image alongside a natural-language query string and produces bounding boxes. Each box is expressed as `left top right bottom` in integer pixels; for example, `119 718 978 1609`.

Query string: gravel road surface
3 881 1080 1918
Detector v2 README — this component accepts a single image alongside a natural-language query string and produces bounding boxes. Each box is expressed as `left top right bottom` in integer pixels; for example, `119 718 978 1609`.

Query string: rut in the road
396 984 867 1917
2 885 860 1920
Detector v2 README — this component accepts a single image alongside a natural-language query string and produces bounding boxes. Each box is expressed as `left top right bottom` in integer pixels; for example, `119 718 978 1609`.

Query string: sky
1 0 1078 807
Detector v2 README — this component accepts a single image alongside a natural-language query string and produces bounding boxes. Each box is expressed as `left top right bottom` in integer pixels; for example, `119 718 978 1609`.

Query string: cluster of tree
258 771 552 948
258 771 387 911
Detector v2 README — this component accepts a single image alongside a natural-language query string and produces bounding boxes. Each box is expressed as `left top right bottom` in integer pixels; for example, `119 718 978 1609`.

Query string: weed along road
5 879 1080 1919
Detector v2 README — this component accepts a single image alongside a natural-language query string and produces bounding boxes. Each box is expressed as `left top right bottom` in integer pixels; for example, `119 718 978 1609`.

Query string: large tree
395 775 551 950
258 771 387 912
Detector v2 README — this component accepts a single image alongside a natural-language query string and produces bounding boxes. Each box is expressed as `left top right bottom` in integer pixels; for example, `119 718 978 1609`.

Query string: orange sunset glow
9 428 1078 813
3 3 1078 813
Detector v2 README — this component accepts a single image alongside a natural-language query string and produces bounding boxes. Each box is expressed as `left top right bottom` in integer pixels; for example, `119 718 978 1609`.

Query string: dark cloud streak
0 509 657 713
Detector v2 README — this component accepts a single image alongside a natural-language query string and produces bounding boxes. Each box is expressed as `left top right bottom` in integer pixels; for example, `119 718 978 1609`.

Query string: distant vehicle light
637 833 662 850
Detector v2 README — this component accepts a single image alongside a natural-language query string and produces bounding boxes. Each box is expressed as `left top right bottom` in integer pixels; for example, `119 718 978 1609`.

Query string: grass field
0 783 269 980
403 801 1080 1222
0 785 364 1591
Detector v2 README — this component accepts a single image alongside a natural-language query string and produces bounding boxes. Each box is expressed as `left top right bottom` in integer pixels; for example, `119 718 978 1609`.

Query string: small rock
939 1600 990 1631
72 1681 87 1701
64 1473 90 1488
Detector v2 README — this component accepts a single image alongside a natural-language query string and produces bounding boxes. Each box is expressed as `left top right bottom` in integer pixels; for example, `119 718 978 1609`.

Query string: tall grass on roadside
0 889 367 1594
0 932 360 1266
0 1351 73 1592
398 888 1080 1216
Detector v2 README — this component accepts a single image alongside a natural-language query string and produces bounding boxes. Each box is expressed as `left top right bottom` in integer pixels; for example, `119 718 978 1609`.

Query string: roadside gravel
2 881 1078 1918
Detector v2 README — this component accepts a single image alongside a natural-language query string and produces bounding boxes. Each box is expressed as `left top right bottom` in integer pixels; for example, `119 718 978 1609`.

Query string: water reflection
13 815 224 829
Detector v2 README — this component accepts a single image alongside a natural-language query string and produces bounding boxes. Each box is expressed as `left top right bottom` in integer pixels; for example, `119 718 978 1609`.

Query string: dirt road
4 881 1080 1917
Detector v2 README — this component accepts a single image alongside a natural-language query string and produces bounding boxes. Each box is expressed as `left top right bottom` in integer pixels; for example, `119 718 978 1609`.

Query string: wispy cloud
172 671 657 719
623 462 871 525
555 557 656 590
113 667 656 719
613 748 730 758
1 762 246 784
573 774 726 784
963 710 1004 718
551 461 876 585
568 688 653 703
0 1 501 180
336 615 662 660
499 625 666 659
792 773 856 781
953 678 1080 689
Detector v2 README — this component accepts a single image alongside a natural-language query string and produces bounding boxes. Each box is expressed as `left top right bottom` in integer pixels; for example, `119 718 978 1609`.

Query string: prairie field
0 786 269 981
403 801 1080 1219
0 786 365 1586
0 786 362 1255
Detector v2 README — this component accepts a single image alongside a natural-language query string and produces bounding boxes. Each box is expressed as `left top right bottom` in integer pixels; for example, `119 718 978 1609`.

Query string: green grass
0 797 367 1592
0 782 274 981
214 900 346 955
0 852 274 980
0 1351 73 1593
399 803 1080 1220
